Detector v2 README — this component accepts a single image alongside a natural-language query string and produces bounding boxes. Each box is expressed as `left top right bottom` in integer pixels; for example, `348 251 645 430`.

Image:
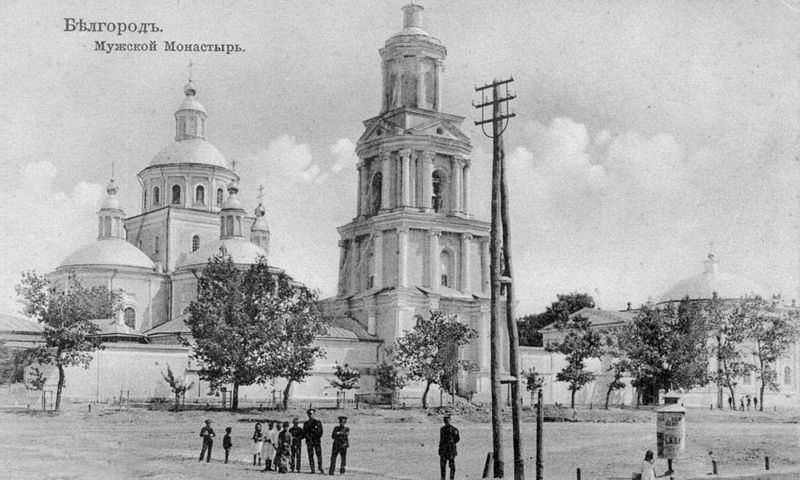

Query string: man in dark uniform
289 417 305 472
199 419 215 463
329 416 350 475
303 408 324 473
438 414 459 480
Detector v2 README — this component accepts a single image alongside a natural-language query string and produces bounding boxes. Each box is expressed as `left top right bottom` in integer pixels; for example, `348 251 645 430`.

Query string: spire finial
707 240 715 260
258 184 265 203
106 161 118 195
188 59 193 82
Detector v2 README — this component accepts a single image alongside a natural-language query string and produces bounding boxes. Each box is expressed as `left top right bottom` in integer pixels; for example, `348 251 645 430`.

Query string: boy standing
289 417 305 472
329 416 350 475
223 427 233 464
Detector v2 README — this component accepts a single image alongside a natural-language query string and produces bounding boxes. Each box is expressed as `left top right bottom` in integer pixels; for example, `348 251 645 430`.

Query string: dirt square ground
1 404 798 480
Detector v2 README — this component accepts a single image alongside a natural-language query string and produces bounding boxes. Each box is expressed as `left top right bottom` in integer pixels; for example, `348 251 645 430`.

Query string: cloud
329 138 357 173
472 117 798 314
0 161 104 315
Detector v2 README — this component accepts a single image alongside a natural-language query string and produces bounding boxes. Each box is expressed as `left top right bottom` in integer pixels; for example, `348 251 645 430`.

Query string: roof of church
149 137 228 168
540 307 637 332
90 318 145 338
324 317 379 341
0 313 43 333
145 314 192 336
59 238 156 271
659 253 768 303
177 237 270 270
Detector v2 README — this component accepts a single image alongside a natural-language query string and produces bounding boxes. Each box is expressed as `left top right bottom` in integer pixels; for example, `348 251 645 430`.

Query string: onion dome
60 174 155 271
250 185 270 256
148 80 229 169
387 4 441 45
659 251 768 303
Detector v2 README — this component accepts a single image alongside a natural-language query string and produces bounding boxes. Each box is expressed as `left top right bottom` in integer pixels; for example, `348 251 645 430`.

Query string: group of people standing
197 408 350 475
727 395 758 411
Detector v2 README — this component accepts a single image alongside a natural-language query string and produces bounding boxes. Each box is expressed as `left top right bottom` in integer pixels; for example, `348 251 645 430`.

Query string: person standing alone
199 419 215 463
303 408 324 473
438 414 459 480
329 416 350 475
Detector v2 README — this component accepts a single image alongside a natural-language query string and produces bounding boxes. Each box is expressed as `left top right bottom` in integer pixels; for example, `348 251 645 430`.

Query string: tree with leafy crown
185 247 325 411
705 294 756 408
162 364 194 412
546 315 603 408
16 272 122 411
329 363 361 407
518 292 595 346
393 310 478 409
740 296 800 411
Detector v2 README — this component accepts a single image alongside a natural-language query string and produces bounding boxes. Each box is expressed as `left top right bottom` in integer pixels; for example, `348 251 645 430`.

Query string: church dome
59 238 156 271
149 138 228 168
659 253 768 303
176 237 268 270
387 4 442 46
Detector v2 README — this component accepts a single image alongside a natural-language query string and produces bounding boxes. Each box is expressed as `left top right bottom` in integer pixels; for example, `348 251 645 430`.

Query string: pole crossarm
475 77 515 91
472 94 517 109
475 113 516 126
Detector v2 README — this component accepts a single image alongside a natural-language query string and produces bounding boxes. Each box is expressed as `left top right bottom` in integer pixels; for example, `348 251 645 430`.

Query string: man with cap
198 419 215 463
438 414 459 480
303 408 324 473
329 416 350 475
289 417 305 472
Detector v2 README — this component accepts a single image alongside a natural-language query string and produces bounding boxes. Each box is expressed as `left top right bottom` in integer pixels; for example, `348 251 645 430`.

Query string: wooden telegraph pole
474 77 522 479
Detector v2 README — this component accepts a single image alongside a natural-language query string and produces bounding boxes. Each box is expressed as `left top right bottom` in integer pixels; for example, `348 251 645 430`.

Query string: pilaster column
398 227 409 288
461 233 473 293
410 152 418 207
429 230 441 291
400 149 411 207
434 60 443 111
421 151 434 211
356 163 363 217
337 239 348 296
480 237 490 294
373 231 383 290
380 152 392 212
381 62 388 112
416 63 425 108
452 157 463 213
462 162 470 216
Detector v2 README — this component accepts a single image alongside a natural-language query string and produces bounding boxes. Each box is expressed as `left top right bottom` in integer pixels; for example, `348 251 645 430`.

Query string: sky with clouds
0 0 797 316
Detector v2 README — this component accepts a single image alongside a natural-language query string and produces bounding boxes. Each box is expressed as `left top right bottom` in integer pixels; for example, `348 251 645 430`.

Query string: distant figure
740 398 744 411
727 395 733 410
277 421 292 473
289 417 305 472
753 397 758 411
303 408 324 473
223 427 233 464
263 420 278 471
199 419 215 463
252 422 265 466
438 414 460 480
746 396 751 411
329 416 350 475
639 450 656 480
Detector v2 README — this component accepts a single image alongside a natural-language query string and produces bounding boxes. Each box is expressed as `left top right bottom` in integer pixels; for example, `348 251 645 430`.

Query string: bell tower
324 3 495 400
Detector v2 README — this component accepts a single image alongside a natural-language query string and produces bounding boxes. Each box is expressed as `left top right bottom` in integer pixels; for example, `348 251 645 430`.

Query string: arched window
154 236 159 254
189 117 197 135
143 189 148 209
103 217 111 238
370 172 382 214
225 216 234 236
123 307 136 329
440 250 453 288
178 118 186 136
153 186 160 206
192 235 200 252
195 185 205 205
785 366 792 386
216 188 223 206
171 185 181 205
432 170 444 212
